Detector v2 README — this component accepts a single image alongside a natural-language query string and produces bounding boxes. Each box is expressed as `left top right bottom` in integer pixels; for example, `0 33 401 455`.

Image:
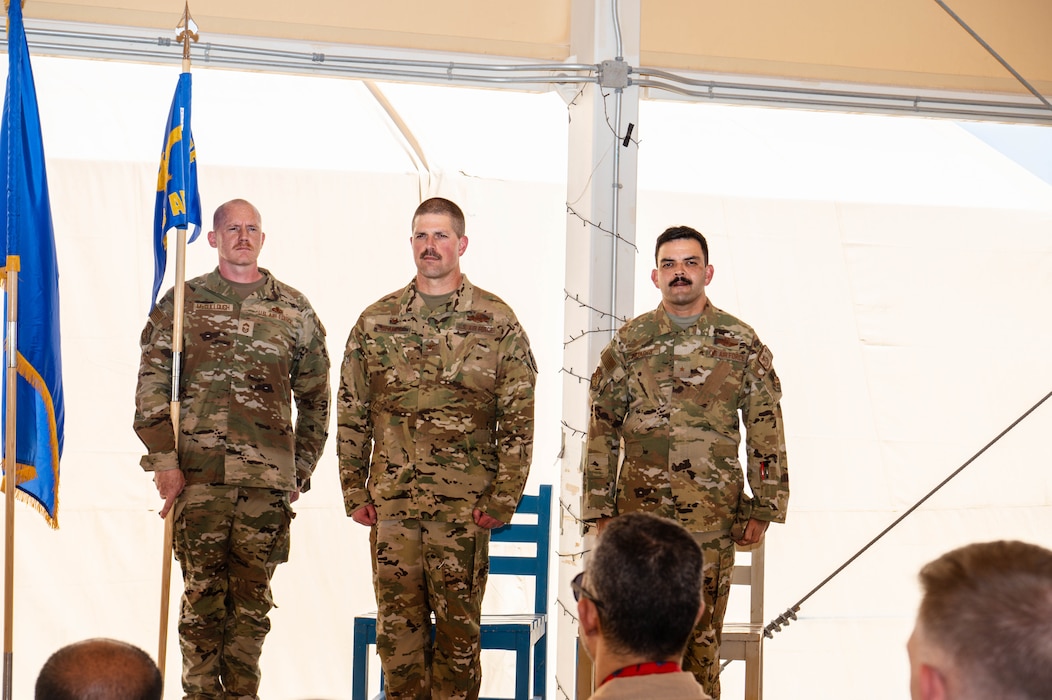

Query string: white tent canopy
1 45 1051 700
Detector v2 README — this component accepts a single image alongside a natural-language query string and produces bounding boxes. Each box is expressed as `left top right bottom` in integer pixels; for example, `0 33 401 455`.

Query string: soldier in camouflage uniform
338 197 536 700
134 199 330 700
582 225 789 699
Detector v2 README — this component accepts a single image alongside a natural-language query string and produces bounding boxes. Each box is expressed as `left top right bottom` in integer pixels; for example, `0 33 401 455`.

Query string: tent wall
0 54 1050 699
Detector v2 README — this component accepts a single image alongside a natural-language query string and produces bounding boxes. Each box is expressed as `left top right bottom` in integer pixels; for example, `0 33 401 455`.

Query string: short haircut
917 540 1052 700
413 197 465 237
655 226 709 266
212 198 261 230
588 512 703 659
35 638 162 700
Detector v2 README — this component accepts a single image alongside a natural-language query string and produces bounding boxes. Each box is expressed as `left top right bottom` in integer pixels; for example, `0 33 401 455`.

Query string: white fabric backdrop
1 56 1050 699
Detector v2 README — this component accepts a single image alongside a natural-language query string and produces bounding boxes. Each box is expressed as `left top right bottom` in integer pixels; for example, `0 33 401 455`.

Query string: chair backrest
488 484 552 615
729 539 765 624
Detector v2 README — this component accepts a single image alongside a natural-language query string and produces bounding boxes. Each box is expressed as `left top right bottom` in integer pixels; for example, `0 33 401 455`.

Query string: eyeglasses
571 571 604 610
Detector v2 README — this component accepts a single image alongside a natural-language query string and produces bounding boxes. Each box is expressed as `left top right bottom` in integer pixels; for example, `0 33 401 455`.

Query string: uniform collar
600 661 682 687
399 274 476 317
205 267 278 302
654 298 716 334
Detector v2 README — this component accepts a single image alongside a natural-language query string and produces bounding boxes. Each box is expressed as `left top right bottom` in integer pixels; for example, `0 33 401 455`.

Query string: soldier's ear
578 597 601 637
650 269 659 288
918 664 947 700
704 264 714 285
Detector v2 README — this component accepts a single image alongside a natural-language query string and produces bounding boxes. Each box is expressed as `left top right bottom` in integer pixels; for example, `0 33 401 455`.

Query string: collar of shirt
600 661 682 687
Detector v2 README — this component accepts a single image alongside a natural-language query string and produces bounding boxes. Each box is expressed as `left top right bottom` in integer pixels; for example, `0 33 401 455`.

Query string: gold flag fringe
0 353 62 529
0 472 58 529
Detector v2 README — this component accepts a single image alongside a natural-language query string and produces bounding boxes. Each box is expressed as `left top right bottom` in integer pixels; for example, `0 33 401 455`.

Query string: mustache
670 276 691 287
419 248 441 261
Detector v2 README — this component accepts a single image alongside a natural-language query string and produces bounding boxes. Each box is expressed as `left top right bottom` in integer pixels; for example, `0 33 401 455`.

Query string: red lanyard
600 661 682 687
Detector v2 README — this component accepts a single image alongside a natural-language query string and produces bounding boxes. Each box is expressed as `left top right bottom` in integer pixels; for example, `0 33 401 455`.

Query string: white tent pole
558 1 640 696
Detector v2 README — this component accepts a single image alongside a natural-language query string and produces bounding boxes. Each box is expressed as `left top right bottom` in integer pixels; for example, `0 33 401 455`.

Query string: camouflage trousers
682 530 735 700
371 519 490 700
172 485 292 700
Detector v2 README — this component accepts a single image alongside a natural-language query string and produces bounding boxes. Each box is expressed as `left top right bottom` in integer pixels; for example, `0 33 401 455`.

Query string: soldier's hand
289 489 300 504
473 509 504 530
733 517 770 546
352 503 377 526
153 468 185 519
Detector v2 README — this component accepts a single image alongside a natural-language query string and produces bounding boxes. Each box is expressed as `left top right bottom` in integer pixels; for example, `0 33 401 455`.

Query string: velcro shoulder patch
757 344 773 371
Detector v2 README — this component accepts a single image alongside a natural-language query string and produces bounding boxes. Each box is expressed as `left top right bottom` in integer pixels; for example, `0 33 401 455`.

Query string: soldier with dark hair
35 638 162 700
582 225 789 698
908 540 1052 700
135 198 330 699
576 512 711 699
338 197 537 699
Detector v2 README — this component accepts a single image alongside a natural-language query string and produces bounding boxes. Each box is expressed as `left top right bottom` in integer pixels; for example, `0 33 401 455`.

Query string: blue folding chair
351 484 553 700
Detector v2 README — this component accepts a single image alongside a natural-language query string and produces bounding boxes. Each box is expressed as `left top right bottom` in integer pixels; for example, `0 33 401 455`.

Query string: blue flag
151 71 201 310
0 0 65 527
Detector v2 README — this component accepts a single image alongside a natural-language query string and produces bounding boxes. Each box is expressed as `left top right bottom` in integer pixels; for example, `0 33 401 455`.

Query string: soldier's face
208 202 265 268
651 238 713 312
411 213 468 281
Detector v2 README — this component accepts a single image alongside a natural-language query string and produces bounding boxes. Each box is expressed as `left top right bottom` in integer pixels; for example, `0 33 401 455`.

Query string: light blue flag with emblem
151 71 201 310
0 0 65 527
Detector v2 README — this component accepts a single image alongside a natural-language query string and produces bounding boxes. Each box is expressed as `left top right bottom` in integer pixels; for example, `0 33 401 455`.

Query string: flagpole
2 260 17 700
158 3 198 686
2 15 21 698
158 226 185 683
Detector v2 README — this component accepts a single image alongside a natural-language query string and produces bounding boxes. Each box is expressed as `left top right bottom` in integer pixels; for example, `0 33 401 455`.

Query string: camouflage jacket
338 275 537 524
134 268 331 491
582 301 789 531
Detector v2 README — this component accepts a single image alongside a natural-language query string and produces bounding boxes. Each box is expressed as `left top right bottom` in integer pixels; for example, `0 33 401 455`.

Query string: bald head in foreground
35 638 162 700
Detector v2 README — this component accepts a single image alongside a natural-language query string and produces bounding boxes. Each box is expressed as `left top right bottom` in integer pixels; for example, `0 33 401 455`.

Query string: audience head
35 638 162 700
576 512 704 662
908 540 1052 700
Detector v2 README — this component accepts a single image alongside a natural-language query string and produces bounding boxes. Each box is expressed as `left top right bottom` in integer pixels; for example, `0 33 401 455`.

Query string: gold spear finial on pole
175 1 198 70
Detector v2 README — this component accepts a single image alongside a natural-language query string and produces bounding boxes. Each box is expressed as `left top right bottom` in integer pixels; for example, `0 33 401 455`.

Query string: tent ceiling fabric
22 0 1052 99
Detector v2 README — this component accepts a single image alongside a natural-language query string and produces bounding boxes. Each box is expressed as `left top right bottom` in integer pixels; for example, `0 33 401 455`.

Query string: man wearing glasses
574 512 711 699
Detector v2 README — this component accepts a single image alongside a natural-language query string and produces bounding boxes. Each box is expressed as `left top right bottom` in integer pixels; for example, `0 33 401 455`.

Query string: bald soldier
582 225 789 699
134 199 330 699
35 638 162 700
338 197 537 699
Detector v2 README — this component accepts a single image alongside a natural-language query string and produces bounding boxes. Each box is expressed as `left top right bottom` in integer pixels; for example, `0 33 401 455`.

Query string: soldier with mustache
582 225 790 699
135 199 331 699
338 197 537 699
